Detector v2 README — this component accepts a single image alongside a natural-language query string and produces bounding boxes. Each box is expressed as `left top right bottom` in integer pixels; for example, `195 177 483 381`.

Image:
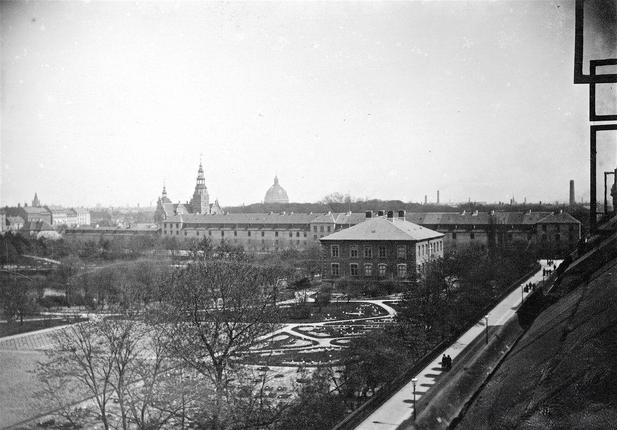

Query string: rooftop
319 216 443 242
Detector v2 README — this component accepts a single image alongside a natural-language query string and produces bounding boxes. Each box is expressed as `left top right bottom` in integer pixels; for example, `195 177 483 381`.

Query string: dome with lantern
264 175 289 204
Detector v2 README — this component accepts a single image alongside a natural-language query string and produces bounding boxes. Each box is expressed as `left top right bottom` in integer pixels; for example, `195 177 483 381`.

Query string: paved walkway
354 260 557 430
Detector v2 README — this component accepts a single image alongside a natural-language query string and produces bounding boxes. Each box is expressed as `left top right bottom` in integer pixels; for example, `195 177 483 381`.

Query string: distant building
162 212 316 251
45 207 68 226
6 216 24 232
319 210 444 281
32 192 41 208
21 220 61 240
264 176 289 204
154 161 223 223
18 206 52 225
64 225 159 242
0 212 6 233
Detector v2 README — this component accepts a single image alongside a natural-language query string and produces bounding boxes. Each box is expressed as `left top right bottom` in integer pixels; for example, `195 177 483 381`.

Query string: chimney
569 180 575 205
424 195 428 205
365 211 372 219
437 190 440 204
387 210 394 219
398 210 406 220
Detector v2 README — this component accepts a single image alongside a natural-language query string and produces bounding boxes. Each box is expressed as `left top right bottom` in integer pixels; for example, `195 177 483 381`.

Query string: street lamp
412 377 418 420
484 315 489 344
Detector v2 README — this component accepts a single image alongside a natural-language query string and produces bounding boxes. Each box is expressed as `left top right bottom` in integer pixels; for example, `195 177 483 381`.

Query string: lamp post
484 315 489 344
412 377 418 420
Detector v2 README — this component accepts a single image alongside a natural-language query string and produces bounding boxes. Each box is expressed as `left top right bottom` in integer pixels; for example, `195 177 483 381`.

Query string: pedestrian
446 355 452 370
441 354 447 369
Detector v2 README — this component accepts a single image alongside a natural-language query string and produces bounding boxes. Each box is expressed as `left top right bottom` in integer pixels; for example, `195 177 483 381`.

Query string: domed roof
264 176 289 204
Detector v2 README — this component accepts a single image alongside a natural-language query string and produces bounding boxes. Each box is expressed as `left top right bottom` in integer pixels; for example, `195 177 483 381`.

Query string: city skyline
1 1 613 207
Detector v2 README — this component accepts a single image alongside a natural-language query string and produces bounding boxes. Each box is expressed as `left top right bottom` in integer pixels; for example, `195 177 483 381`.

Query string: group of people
524 281 538 293
441 354 453 370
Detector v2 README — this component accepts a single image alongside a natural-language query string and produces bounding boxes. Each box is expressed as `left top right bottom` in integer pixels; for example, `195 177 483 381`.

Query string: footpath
354 260 554 430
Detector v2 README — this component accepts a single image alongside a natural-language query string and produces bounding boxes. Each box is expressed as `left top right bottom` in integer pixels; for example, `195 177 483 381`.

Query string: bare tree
37 318 185 429
159 259 285 429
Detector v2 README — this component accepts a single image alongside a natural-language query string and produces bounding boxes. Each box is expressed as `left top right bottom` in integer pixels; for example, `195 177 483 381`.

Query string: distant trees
0 276 39 324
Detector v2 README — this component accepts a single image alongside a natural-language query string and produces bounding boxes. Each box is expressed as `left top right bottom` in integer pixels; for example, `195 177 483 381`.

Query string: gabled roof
493 211 551 225
164 212 321 225
536 211 581 224
22 206 50 214
405 212 490 225
320 217 443 242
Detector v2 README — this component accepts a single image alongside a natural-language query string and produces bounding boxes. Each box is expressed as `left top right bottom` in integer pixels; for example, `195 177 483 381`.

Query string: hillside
455 239 617 429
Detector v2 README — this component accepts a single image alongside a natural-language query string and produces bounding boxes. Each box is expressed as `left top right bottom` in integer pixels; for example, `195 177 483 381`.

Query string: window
313 235 317 240
313 226 317 232
196 231 199 236
452 233 457 239
364 246 373 258
378 264 387 277
176 223 179 228
320 226 324 232
397 246 406 259
331 245 339 258
289 232 293 237
261 231 265 237
331 263 340 277
397 264 407 278
221 231 224 237
378 246 386 258
209 231 212 236
176 231 179 235
350 263 359 276
248 231 251 237
327 226 331 232
470 233 475 239
364 264 372 276
275 231 279 237
304 232 307 237
184 232 187 236
556 225 560 232
542 224 547 232
350 246 358 258
234 231 237 236
296 232 300 237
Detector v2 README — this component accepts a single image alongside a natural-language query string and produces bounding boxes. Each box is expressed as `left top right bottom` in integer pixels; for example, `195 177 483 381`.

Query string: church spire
32 192 40 208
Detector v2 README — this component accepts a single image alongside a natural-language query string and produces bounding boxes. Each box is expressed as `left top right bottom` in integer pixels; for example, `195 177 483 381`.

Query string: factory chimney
424 195 427 205
569 180 575 205
437 190 440 204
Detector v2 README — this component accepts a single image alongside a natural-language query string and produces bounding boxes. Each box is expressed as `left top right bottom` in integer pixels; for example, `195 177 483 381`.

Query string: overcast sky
1 0 614 208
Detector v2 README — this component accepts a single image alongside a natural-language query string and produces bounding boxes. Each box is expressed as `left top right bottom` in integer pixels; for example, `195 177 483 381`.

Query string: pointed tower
190 161 210 214
160 183 171 204
32 193 40 208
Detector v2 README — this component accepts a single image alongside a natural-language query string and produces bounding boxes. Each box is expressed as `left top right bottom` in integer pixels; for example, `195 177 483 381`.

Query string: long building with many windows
158 209 581 256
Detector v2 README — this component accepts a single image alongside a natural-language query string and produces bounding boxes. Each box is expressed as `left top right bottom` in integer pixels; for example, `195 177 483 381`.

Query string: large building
320 211 444 280
159 209 581 255
264 176 289 204
154 161 223 223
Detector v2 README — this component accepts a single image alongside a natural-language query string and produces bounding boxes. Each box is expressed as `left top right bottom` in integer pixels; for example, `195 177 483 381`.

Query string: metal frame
605 169 616 215
574 0 617 84
590 124 617 231
590 59 617 121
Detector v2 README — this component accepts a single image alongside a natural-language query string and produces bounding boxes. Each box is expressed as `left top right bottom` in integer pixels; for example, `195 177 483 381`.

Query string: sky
0 0 615 208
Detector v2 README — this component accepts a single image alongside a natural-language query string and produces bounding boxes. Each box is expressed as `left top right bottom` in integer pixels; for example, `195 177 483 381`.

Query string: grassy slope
456 256 617 429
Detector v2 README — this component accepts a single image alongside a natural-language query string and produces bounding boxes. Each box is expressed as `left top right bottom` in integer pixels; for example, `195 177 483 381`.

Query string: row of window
331 244 393 259
163 229 308 238
313 225 332 233
331 263 407 278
